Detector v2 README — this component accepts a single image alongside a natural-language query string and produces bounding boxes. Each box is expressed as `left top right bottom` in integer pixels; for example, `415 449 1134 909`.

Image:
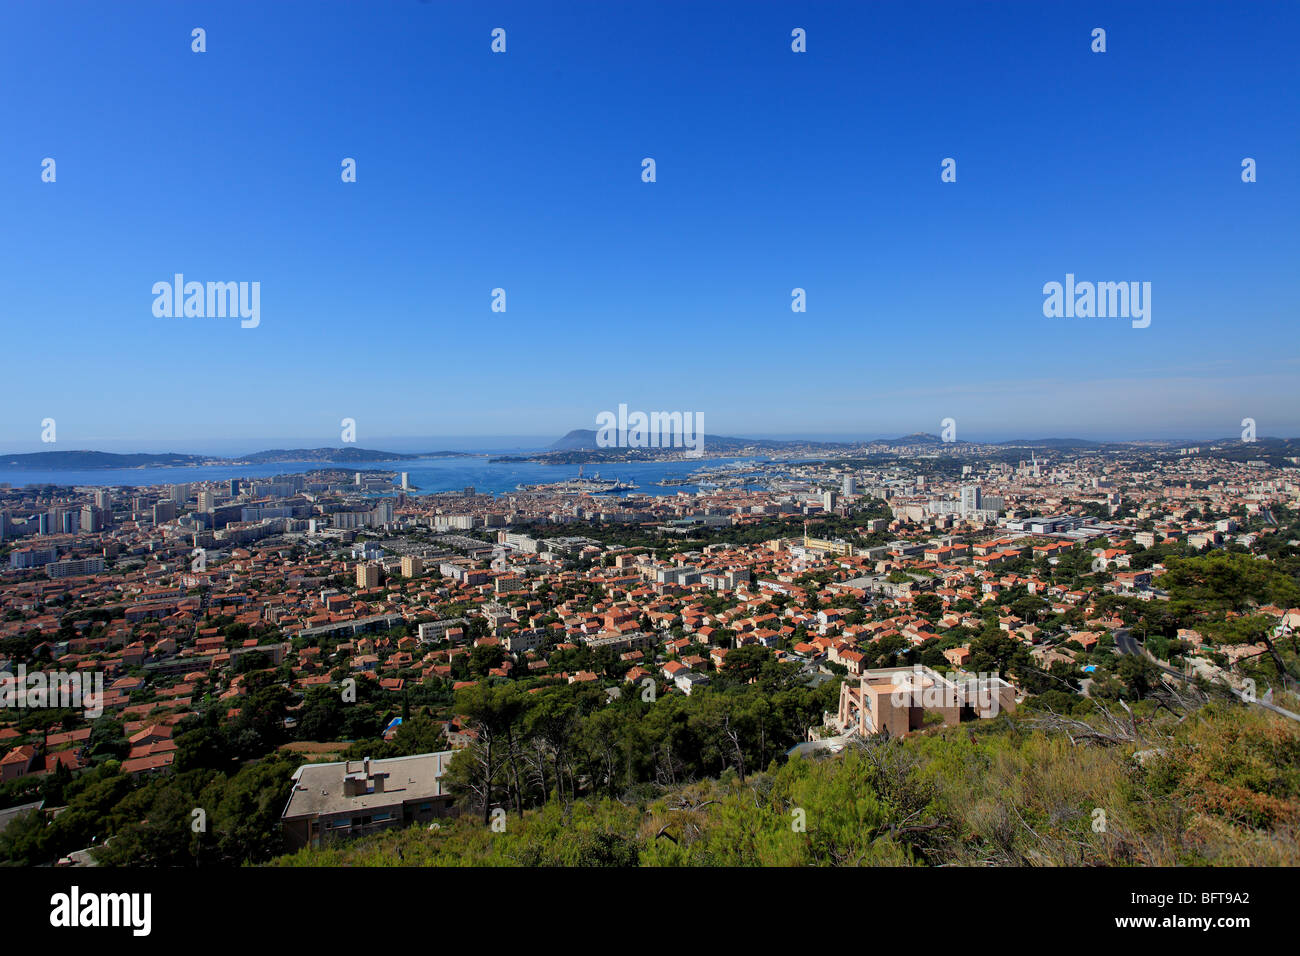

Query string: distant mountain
548 430 858 454
1192 436 1300 465
996 438 1106 449
6 435 1293 473
549 430 601 451
550 429 1117 453
240 447 412 464
0 447 459 471
877 433 944 445
0 450 204 470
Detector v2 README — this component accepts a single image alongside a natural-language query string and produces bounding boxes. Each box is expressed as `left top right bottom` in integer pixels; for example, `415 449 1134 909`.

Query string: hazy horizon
1 425 1296 459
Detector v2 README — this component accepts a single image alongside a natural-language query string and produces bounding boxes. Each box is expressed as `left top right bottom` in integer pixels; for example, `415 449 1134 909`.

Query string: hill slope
269 703 1300 867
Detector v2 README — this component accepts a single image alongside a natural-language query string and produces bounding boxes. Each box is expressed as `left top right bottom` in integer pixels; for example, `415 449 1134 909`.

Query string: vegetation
5 492 1298 869
271 702 1300 867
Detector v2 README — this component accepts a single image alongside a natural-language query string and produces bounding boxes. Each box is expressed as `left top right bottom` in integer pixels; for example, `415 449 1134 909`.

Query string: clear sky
1 0 1296 453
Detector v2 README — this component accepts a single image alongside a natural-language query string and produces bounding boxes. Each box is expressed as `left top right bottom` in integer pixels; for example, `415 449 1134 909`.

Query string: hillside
0 450 205 470
547 429 852 454
0 446 432 470
269 702 1300 867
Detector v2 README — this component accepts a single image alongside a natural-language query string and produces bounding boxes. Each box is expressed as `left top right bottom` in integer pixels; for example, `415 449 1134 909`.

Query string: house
838 649 867 675
943 646 971 668
0 745 38 782
662 660 688 681
1073 632 1100 652
121 751 175 777
674 672 710 696
832 666 1016 739
281 751 457 850
128 724 173 749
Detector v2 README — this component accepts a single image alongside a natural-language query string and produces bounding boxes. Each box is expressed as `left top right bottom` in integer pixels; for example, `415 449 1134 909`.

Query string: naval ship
515 466 636 495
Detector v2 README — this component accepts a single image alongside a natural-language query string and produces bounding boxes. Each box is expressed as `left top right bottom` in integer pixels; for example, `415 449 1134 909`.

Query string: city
0 433 1296 870
1 0 1293 939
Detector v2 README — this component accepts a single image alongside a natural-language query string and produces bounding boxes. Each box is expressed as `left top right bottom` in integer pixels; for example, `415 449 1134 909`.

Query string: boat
515 476 637 495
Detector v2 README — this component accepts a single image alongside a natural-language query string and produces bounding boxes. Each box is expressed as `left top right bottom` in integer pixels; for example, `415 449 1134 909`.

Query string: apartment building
281 751 457 850
502 628 548 654
418 618 469 644
356 562 381 588
9 547 57 569
47 556 106 579
833 666 1016 739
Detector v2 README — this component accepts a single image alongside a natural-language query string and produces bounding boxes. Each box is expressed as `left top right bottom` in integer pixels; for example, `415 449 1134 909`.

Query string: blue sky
1 0 1297 452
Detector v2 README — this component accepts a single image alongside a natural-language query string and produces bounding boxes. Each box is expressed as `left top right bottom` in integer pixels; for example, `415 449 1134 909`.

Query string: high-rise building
822 491 837 511
229 479 240 497
80 505 104 533
10 546 57 569
356 562 381 588
960 485 982 515
400 472 410 490
94 489 112 510
842 476 857 497
401 555 423 577
171 483 190 504
198 491 216 512
153 500 177 524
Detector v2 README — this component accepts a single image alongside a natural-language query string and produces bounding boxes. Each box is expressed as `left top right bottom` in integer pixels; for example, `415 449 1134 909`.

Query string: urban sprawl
1 439 1297 864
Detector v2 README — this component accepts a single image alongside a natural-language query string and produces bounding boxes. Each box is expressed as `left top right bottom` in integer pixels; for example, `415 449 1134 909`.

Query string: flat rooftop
283 750 454 821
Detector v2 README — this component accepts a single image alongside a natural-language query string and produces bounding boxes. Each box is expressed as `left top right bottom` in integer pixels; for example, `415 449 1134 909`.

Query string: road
1114 629 1143 657
1114 628 1300 724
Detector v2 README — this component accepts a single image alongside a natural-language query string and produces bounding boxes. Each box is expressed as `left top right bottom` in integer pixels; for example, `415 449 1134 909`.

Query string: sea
0 456 774 498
